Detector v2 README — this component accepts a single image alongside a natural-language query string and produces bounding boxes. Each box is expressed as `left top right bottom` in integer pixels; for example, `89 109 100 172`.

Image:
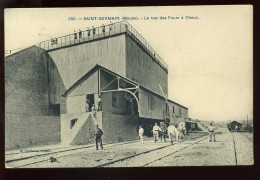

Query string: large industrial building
5 21 188 150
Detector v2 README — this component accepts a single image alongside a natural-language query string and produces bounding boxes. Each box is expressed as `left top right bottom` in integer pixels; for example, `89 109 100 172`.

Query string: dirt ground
232 132 254 165
9 129 253 168
149 130 253 166
23 132 206 168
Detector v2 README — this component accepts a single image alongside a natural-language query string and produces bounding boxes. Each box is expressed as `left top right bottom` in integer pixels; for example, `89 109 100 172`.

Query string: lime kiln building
5 21 188 150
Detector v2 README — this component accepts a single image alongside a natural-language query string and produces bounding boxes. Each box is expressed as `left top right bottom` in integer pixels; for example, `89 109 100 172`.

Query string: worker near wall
85 96 90 112
79 29 82 39
93 125 103 150
207 122 216 142
92 104 96 116
177 122 187 139
97 95 102 111
139 125 144 143
74 30 77 40
152 123 161 143
168 123 179 144
160 122 167 143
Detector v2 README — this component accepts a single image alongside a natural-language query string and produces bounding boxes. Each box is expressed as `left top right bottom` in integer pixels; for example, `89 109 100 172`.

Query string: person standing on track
93 125 103 150
152 123 161 143
139 125 144 143
207 122 216 142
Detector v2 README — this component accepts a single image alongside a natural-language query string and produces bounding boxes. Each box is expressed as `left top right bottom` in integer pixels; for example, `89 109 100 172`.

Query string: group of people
138 122 187 144
140 122 217 144
94 122 217 151
85 95 102 116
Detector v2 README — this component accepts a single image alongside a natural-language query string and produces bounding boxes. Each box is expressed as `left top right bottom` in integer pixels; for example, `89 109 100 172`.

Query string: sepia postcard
4 6 253 168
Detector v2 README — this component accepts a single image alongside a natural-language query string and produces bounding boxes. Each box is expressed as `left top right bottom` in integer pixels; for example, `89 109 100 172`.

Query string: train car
185 121 199 131
227 121 242 132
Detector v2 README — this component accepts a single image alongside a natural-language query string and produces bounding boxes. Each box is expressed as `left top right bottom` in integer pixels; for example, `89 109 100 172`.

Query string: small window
173 106 175 114
179 108 182 118
112 92 118 107
70 118 78 129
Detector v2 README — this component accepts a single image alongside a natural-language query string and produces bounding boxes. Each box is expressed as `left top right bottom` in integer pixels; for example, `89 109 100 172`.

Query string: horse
167 125 180 144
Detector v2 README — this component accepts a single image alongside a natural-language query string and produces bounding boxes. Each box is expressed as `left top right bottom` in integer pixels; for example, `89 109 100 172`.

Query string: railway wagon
227 121 242 132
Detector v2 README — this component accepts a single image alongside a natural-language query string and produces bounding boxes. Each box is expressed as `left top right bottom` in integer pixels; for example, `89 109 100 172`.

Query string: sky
5 6 253 121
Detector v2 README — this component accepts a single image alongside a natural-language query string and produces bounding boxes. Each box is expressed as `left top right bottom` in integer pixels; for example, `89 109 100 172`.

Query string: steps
61 111 102 146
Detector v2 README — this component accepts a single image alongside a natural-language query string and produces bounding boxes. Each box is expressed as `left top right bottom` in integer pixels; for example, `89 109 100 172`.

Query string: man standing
85 96 90 112
160 122 167 143
139 126 144 143
74 30 77 40
94 125 103 150
152 123 161 143
92 104 96 117
177 122 187 139
207 122 216 142
97 96 102 111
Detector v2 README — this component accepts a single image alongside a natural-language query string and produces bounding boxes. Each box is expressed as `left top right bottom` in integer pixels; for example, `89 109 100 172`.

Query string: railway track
5 139 140 168
96 135 208 167
238 132 253 142
7 133 208 168
231 131 253 166
230 132 238 165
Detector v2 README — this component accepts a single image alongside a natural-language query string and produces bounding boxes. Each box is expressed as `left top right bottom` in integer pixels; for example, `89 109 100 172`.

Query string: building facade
5 21 188 150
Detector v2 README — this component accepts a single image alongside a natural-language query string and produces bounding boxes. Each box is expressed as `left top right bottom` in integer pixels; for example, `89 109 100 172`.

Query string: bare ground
23 133 206 168
8 130 253 168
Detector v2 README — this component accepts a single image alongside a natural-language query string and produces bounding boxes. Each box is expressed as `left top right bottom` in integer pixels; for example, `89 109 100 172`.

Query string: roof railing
35 21 168 70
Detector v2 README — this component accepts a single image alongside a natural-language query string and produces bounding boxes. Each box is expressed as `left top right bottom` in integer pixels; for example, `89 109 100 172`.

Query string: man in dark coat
160 122 167 143
94 125 103 150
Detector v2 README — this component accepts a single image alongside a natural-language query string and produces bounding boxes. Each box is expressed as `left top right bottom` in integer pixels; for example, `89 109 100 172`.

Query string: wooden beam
101 77 117 91
101 87 138 93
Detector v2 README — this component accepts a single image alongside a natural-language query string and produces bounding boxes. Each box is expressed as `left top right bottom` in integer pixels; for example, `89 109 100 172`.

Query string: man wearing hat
93 125 103 150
